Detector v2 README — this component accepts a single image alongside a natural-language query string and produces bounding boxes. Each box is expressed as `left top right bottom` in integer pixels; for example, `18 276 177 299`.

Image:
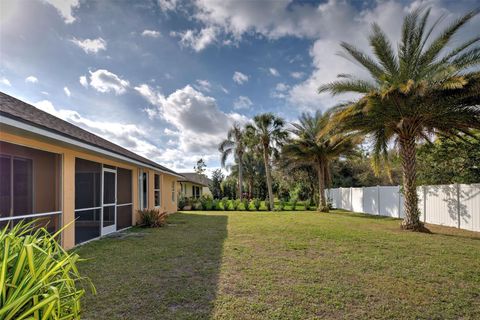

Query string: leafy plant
139 209 168 227
199 195 211 210
279 200 285 211
291 198 298 211
265 198 271 211
242 199 250 211
221 197 229 211
253 198 261 211
178 195 187 210
0 220 95 319
212 199 219 210
232 199 240 210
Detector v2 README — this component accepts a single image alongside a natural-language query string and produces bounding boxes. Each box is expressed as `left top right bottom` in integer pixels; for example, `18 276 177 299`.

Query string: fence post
377 185 380 215
423 185 427 223
456 183 461 229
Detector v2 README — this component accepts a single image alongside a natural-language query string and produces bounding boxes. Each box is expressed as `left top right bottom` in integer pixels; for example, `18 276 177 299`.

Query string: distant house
179 173 212 199
0 92 182 249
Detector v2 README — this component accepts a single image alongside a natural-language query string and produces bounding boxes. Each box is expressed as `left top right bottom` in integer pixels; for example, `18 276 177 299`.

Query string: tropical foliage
318 7 480 230
0 221 94 320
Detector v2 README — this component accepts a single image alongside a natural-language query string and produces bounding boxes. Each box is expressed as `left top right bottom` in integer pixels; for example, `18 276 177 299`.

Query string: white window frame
171 181 176 203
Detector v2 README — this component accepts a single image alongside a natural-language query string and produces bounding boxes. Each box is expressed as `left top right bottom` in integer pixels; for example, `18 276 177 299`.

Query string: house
0 92 182 249
178 172 212 199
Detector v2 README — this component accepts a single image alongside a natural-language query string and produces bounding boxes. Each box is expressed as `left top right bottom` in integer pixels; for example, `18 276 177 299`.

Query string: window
0 141 62 233
171 181 175 202
154 174 161 207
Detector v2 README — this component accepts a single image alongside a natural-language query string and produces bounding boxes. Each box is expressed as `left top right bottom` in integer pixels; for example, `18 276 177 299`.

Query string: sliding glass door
102 168 116 235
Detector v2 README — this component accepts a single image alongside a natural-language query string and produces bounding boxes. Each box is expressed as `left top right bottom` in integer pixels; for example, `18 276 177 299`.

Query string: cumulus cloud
232 71 248 84
170 27 218 51
89 69 130 94
25 76 38 84
271 82 290 99
42 0 79 24
63 86 71 97
135 84 248 154
79 75 88 88
0 77 11 86
142 29 161 38
70 37 107 54
233 96 253 110
269 68 280 76
158 0 179 12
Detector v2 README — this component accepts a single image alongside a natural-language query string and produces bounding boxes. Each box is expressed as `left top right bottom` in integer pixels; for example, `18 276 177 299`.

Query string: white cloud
220 85 229 94
89 69 130 95
25 76 38 84
142 30 161 38
290 71 305 79
233 96 253 110
0 77 11 86
269 68 280 76
171 27 218 51
194 79 212 92
42 0 79 24
232 71 248 85
271 82 291 99
79 75 88 88
135 84 248 154
63 86 71 97
70 37 107 54
158 0 178 12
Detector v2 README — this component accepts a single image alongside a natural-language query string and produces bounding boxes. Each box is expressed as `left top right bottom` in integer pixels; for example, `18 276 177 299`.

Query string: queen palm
246 113 288 211
319 8 480 230
230 152 264 199
219 123 246 201
282 111 359 212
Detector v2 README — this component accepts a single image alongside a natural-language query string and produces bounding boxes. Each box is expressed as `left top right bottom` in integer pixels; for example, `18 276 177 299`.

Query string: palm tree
219 123 246 201
319 8 480 230
230 152 264 199
282 111 359 212
246 113 288 211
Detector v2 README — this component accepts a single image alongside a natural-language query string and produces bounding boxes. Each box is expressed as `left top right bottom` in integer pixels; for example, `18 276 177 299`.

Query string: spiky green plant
319 8 480 230
0 220 95 320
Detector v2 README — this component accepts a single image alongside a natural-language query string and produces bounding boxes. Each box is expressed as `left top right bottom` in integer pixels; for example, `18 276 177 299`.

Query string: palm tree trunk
263 147 274 211
317 161 328 212
399 135 422 230
238 153 243 201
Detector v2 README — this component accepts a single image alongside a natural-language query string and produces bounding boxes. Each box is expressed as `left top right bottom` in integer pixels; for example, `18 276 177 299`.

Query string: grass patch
76 210 480 319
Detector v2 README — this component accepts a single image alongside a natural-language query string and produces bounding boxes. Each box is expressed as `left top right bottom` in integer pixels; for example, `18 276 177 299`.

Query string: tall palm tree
319 8 480 230
246 113 288 210
230 152 264 199
219 123 246 200
282 111 360 212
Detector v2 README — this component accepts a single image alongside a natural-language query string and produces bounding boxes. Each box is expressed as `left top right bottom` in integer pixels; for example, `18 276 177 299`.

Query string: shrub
253 198 261 211
139 209 168 227
232 199 240 210
291 198 298 211
178 195 187 210
242 199 250 211
279 200 285 211
221 197 229 211
0 221 95 319
265 198 271 211
212 199 219 210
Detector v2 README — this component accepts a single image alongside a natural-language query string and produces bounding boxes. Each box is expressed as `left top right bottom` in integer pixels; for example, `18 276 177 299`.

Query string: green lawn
75 210 480 319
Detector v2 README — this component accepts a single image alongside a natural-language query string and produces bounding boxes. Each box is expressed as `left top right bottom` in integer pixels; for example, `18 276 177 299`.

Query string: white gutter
0 115 184 178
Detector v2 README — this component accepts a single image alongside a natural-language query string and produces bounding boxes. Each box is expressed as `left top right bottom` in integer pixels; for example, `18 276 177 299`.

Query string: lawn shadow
330 209 400 221
77 212 228 320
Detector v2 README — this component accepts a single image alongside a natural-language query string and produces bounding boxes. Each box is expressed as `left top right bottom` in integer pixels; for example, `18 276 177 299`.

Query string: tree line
215 7 480 231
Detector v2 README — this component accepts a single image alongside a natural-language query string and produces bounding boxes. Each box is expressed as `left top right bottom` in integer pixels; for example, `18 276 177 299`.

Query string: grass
75 210 480 319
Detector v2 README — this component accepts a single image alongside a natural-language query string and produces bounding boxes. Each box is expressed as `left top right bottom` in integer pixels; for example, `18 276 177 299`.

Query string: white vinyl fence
327 184 480 232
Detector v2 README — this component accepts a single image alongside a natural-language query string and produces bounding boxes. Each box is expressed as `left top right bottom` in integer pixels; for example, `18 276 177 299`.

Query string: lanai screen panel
0 141 61 232
75 158 101 244
117 167 132 230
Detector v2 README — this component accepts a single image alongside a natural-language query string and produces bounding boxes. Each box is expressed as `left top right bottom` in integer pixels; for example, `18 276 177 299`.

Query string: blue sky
0 0 478 175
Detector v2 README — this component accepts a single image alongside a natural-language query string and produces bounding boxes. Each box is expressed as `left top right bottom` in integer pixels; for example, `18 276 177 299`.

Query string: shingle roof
0 92 179 176
178 172 212 187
